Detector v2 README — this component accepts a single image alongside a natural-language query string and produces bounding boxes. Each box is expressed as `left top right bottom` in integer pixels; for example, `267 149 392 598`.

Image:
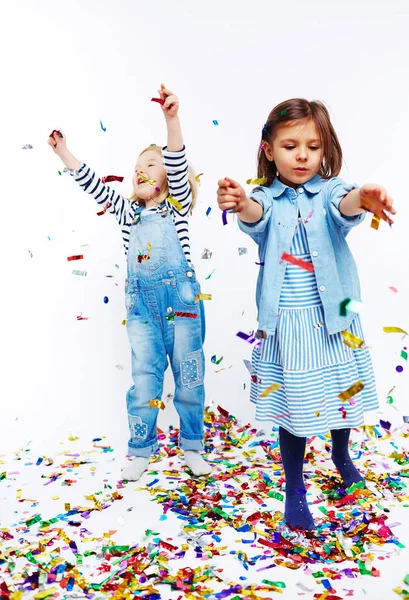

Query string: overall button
319 285 326 292
312 251 318 257
297 187 304 193
167 307 173 314
186 271 193 278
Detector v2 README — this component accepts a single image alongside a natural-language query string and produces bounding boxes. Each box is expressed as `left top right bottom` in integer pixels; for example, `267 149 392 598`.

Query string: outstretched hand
217 177 248 213
157 83 179 119
359 184 396 225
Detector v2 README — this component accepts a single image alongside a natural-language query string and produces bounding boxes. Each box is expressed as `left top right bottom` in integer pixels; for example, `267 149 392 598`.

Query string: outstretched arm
339 184 395 225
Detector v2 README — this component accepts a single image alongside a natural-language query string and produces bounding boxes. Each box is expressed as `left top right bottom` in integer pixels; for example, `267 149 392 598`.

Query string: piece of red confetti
281 251 314 272
96 202 111 216
67 255 84 262
102 176 124 184
151 97 165 105
389 286 399 293
76 314 88 320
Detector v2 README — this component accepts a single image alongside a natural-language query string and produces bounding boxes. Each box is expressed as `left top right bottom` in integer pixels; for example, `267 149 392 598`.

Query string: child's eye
285 146 295 150
309 146 319 150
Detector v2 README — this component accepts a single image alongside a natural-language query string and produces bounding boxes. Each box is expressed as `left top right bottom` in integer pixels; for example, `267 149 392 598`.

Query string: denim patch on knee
180 349 203 389
128 415 148 441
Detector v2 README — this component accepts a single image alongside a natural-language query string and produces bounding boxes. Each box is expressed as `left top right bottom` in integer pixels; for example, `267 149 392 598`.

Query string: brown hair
129 145 199 209
258 98 343 187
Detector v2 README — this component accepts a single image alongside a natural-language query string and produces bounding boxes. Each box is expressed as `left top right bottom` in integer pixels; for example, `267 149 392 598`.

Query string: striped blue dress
250 218 378 437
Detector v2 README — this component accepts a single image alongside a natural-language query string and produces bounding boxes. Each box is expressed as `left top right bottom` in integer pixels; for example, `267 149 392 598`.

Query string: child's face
132 150 167 201
264 118 323 189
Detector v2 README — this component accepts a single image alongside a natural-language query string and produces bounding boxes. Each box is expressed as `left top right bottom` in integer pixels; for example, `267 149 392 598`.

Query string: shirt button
319 285 326 292
297 187 304 193
187 271 193 278
312 251 318 257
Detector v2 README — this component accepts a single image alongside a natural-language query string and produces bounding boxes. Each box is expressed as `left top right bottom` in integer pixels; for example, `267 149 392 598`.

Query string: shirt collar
269 174 324 199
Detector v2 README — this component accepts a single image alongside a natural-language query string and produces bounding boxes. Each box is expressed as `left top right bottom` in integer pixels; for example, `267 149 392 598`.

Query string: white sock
183 450 212 476
121 456 149 481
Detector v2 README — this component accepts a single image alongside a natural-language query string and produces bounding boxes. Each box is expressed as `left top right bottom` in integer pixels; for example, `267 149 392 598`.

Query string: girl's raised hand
47 130 67 156
158 83 179 118
360 184 396 225
217 177 248 213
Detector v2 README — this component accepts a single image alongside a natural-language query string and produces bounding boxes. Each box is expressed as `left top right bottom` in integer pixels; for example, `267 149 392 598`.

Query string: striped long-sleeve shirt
68 146 193 263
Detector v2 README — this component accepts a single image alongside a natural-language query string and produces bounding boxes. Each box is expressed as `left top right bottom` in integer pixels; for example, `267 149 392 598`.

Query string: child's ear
263 142 274 162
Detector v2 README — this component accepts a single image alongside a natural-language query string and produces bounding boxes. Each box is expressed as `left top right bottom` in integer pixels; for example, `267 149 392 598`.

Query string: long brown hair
129 145 199 208
258 99 343 187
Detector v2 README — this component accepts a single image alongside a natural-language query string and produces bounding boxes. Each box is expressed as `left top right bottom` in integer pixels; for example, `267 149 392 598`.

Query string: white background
1 0 409 457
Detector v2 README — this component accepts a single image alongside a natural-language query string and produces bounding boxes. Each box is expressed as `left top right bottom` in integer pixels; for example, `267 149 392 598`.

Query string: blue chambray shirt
238 174 366 336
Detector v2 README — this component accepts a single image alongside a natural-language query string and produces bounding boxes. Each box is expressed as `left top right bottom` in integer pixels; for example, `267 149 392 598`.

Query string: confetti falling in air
281 251 314 272
194 293 212 303
246 178 268 185
100 120 107 131
384 326 408 336
96 202 111 216
71 270 87 276
22 144 33 149
341 330 364 350
338 380 365 401
195 172 204 183
201 248 213 259
101 175 124 184
103 296 109 304
1 405 408 599
167 195 183 211
238 247 248 256
340 298 363 316
67 255 84 262
206 206 212 217
213 119 219 125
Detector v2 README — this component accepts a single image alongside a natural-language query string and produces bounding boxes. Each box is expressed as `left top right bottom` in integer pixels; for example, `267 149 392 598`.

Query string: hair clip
261 123 269 139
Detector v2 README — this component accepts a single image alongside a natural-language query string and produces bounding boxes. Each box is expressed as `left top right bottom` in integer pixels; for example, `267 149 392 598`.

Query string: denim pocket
175 279 200 308
125 291 139 314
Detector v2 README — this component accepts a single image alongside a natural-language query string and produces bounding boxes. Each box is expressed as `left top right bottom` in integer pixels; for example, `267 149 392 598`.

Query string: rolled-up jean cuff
179 436 204 452
128 440 158 457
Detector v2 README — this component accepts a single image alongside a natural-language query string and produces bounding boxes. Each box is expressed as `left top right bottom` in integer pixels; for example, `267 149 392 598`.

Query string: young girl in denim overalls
217 98 395 530
49 85 211 481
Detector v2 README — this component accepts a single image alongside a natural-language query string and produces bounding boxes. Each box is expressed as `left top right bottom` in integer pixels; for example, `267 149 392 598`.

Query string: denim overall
124 203 206 457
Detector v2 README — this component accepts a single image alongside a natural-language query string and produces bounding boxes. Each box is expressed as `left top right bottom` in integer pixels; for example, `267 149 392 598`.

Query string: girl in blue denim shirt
49 85 211 481
217 98 395 530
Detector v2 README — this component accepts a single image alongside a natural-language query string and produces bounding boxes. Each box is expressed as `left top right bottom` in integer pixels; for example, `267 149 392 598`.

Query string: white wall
1 0 408 456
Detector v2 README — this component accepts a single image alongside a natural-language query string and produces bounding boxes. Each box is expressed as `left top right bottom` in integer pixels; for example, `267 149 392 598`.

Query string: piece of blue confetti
206 206 212 217
213 120 219 126
100 120 106 132
103 296 109 304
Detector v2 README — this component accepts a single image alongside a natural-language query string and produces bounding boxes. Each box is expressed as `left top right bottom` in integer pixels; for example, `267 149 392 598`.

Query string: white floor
1 409 409 600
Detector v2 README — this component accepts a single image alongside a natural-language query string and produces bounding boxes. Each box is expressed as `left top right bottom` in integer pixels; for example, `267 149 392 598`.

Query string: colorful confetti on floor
1 406 409 599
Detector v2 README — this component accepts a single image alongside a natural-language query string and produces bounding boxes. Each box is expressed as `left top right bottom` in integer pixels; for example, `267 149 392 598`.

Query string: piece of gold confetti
383 326 408 335
370 215 380 230
138 173 156 186
149 399 165 410
341 330 364 349
259 382 281 398
121 319 127 326
167 195 183 211
338 380 364 402
315 410 320 417
195 172 204 183
246 177 268 185
194 293 212 303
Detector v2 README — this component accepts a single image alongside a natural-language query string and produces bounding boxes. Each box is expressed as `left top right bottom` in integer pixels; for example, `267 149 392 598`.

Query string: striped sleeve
67 163 131 227
162 146 192 217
